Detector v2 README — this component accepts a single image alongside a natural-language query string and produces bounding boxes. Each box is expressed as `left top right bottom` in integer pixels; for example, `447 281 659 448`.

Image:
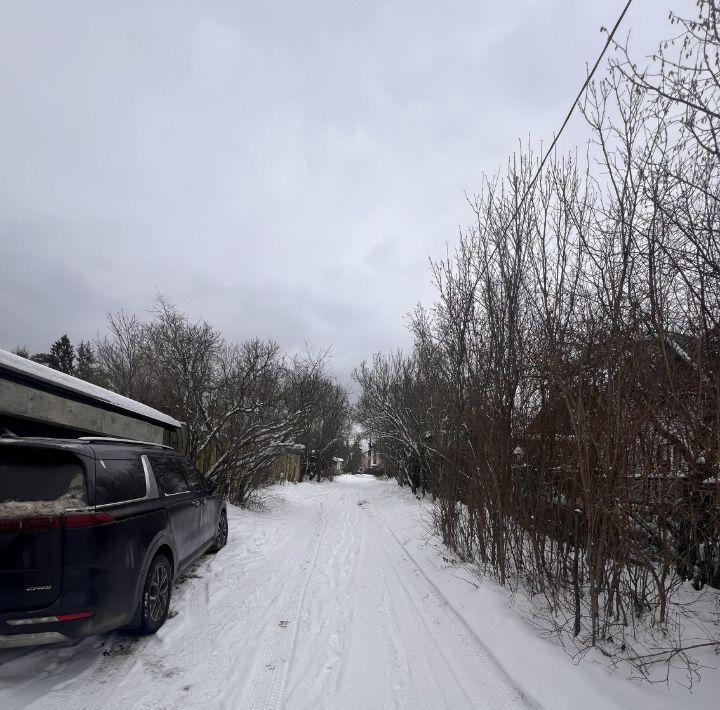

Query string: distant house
0 348 182 445
332 456 344 473
522 333 714 482
361 448 383 473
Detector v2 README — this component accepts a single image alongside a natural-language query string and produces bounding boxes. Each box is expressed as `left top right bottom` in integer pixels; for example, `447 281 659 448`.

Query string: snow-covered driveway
0 475 529 710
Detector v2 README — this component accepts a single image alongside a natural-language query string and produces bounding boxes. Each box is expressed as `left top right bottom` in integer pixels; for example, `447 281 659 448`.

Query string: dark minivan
0 437 227 648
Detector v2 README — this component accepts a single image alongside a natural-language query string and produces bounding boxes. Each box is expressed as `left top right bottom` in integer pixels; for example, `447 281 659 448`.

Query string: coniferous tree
49 335 75 374
75 341 96 382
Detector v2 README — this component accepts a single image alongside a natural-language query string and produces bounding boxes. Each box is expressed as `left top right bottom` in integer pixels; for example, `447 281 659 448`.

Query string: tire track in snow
282 488 361 709
235 492 338 710
367 496 532 710
322 491 361 700
369 496 542 710
365 510 483 708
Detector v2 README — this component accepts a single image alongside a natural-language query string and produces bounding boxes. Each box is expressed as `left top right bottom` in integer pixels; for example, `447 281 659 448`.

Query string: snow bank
370 479 720 710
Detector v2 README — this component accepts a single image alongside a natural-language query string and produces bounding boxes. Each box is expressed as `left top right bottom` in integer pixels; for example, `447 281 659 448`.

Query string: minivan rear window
0 447 88 517
95 458 147 506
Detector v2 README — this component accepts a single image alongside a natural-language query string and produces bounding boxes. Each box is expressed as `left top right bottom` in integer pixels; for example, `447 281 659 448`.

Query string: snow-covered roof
0 348 182 429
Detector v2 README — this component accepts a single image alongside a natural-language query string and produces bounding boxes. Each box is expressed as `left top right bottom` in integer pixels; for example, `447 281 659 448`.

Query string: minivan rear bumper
0 609 102 648
0 631 70 648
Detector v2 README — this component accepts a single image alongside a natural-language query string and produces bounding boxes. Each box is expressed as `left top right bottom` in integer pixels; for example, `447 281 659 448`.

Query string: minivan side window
95 458 147 505
149 456 189 495
181 459 206 494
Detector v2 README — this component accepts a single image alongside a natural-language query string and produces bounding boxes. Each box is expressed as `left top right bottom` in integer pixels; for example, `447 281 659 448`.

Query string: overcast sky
0 0 692 390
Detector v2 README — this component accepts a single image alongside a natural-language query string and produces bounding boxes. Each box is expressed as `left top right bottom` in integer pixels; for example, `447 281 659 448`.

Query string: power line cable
505 0 635 230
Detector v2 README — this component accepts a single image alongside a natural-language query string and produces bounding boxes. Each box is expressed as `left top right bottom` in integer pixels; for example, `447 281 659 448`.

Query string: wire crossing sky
505 0 635 233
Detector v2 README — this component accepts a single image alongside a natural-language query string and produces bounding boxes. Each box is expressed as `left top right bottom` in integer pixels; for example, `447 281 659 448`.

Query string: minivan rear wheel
137 554 172 634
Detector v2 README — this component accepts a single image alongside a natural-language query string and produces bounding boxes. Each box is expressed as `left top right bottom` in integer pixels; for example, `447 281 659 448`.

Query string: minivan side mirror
206 479 217 494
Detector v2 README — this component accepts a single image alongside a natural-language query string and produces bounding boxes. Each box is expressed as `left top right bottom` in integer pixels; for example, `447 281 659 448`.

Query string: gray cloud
0 0 691 385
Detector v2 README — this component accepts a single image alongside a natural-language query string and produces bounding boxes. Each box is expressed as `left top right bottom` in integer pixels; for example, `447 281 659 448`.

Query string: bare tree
95 311 150 398
95 300 350 505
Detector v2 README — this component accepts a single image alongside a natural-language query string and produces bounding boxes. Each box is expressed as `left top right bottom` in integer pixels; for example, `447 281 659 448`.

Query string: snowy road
0 475 530 710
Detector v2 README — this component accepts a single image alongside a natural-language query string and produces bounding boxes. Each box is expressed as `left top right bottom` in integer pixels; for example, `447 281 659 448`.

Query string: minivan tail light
8 611 95 625
62 512 114 528
56 611 95 622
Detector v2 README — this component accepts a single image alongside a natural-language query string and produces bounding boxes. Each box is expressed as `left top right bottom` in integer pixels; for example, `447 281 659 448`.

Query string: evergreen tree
75 340 96 382
49 335 75 374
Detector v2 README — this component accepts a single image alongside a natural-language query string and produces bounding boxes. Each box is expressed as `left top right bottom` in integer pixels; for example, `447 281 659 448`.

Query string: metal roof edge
0 349 182 429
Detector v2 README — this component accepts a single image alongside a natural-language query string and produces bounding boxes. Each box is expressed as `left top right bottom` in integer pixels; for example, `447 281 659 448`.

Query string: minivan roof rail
78 437 173 450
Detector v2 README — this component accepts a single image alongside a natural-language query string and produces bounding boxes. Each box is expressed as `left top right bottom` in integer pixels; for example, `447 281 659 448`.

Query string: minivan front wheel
210 512 228 553
137 554 172 634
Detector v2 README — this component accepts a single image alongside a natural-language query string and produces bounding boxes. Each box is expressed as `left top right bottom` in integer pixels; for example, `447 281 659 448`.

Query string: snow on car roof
0 348 182 429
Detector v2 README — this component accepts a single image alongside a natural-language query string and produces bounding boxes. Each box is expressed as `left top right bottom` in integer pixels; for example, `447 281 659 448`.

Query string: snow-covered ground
0 475 717 709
